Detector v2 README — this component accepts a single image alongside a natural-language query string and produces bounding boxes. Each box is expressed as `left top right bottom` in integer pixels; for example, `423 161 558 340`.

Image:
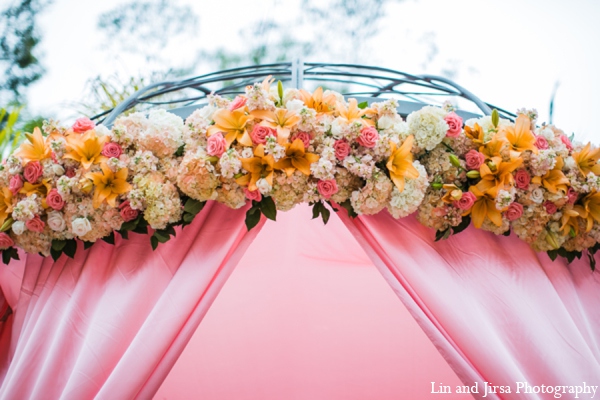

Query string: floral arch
0 62 598 398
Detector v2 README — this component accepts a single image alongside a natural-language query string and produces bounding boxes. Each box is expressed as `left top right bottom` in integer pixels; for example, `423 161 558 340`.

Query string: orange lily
582 191 600 226
19 179 52 202
480 136 508 159
336 98 373 126
86 164 132 208
273 139 320 176
386 136 420 192
531 157 570 194
251 108 300 144
475 156 522 194
298 87 337 113
464 123 486 147
236 145 275 192
572 142 600 176
468 185 503 228
206 109 252 147
63 130 108 170
560 204 590 236
0 188 14 227
16 127 52 164
498 114 538 158
441 184 463 204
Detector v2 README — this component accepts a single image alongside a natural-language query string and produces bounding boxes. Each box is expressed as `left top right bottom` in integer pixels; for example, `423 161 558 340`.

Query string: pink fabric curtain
0 201 263 400
340 211 600 399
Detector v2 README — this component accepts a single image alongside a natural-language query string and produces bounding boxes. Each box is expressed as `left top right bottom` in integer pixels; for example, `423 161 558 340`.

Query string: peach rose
454 191 476 210
317 179 338 199
46 189 65 211
119 200 139 222
206 132 227 157
0 233 14 250
444 112 463 138
357 126 379 148
514 169 531 190
334 139 350 161
72 117 96 134
23 161 43 183
25 215 45 233
251 125 276 145
505 202 523 221
464 150 485 170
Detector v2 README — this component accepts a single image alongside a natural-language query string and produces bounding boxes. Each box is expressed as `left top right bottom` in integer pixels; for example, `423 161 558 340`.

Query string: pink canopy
0 202 599 399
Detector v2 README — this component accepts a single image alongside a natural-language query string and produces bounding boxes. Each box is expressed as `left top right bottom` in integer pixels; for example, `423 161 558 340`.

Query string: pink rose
357 126 379 148
317 179 339 199
505 202 523 221
119 200 139 222
72 117 95 134
0 232 14 250
9 175 23 195
228 96 247 111
65 168 76 178
464 150 485 170
250 125 276 145
23 161 43 183
444 112 463 138
46 189 65 211
334 139 350 161
26 215 45 233
102 142 123 158
244 188 262 202
514 169 531 190
561 135 573 151
535 135 549 150
453 191 476 210
567 187 578 204
544 201 557 215
290 131 311 148
207 132 227 157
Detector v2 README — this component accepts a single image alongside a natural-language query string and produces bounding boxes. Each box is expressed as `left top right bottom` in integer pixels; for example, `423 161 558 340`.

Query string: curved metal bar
94 61 497 126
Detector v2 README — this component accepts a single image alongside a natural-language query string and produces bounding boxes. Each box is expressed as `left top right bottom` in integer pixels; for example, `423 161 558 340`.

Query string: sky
26 0 600 142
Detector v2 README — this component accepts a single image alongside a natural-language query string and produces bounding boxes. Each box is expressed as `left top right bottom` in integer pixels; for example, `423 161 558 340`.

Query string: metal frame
95 60 515 125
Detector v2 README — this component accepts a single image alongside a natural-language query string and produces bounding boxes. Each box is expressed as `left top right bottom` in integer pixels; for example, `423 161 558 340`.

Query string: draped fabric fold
339 211 600 400
0 201 263 400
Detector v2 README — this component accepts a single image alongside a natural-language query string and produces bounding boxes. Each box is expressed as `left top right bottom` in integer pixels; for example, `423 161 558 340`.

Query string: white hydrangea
529 149 557 177
387 161 429 218
141 109 184 158
343 154 376 179
406 106 449 151
311 158 335 180
11 221 25 235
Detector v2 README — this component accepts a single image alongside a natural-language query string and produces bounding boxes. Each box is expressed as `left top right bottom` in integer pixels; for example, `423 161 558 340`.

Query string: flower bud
234 173 244 179
80 179 93 194
545 231 559 249
206 156 219 164
466 170 480 179
487 161 497 172
569 227 576 238
450 189 463 201
0 218 13 232
448 154 461 169
432 182 443 190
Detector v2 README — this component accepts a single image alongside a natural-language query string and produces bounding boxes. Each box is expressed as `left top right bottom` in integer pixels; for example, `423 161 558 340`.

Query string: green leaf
547 249 559 261
569 133 575 142
321 205 330 224
175 144 185 157
1 248 19 265
339 200 358 218
491 109 499 128
101 231 115 245
357 101 368 109
259 196 277 221
245 206 261 231
311 202 320 220
184 198 205 215
120 220 137 232
150 235 159 251
153 230 171 244
435 228 451 242
50 247 62 262
63 239 77 259
51 240 67 252
83 241 94 250
133 219 148 234
451 215 471 235
502 229 511 237
119 230 129 240
587 251 596 272
165 225 176 237
183 213 195 223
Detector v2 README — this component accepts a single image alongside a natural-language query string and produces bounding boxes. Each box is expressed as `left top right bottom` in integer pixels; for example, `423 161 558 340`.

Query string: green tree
0 0 50 103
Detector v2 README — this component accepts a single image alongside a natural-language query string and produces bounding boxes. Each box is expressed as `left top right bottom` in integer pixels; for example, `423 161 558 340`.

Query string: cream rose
72 217 92 237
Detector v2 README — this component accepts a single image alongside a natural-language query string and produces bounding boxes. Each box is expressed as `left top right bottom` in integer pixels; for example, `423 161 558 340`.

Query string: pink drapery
340 211 600 399
0 201 264 399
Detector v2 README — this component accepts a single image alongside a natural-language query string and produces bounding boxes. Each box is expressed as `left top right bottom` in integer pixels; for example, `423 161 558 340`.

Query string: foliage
0 0 50 103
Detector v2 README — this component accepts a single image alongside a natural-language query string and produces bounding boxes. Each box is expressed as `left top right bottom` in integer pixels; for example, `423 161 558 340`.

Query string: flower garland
0 77 598 269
